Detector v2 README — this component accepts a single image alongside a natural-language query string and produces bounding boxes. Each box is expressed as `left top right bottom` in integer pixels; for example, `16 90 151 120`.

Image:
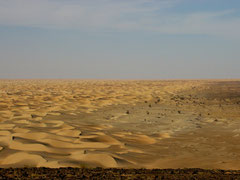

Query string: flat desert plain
0 80 240 169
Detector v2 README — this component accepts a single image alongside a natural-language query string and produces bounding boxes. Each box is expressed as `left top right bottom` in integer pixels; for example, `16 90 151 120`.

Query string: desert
0 79 240 173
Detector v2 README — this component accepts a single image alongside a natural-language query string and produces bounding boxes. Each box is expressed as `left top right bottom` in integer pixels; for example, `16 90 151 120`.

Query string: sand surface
0 79 240 169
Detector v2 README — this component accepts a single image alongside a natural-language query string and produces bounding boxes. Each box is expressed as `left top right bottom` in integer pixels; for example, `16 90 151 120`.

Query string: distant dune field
0 80 240 169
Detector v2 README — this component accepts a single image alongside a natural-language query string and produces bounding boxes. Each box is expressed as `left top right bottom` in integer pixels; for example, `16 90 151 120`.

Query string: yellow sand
0 79 239 169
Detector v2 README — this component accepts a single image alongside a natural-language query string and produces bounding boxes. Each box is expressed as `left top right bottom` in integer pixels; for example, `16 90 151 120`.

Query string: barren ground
0 80 240 174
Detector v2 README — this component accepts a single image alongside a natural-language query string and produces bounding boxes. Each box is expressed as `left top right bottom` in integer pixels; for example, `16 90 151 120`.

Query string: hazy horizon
1 0 240 79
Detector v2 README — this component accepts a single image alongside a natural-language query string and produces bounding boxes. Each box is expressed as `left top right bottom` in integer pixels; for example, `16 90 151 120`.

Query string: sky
0 0 240 79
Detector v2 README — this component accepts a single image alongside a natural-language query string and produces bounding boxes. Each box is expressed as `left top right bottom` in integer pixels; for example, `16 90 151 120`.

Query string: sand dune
0 80 240 169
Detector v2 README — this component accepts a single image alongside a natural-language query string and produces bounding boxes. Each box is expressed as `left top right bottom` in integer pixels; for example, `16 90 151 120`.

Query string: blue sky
0 0 240 79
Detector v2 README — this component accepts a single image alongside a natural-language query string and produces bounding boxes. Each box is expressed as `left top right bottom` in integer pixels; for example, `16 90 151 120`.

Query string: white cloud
0 0 239 38
0 0 176 28
146 10 240 37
